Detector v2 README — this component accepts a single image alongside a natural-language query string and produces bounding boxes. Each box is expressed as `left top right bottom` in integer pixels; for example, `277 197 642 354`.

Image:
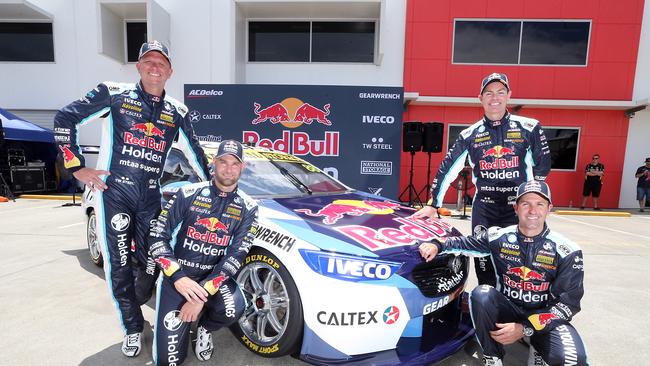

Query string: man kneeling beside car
419 180 588 366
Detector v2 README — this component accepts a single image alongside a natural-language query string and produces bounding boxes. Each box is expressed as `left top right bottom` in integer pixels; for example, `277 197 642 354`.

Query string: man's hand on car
419 240 441 262
412 205 437 221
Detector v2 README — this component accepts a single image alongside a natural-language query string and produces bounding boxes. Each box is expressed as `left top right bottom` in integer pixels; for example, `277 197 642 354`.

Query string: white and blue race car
83 142 474 365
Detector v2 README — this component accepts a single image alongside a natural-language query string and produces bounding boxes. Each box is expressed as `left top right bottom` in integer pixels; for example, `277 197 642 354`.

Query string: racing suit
429 112 551 286
148 181 258 366
432 225 587 365
54 81 210 335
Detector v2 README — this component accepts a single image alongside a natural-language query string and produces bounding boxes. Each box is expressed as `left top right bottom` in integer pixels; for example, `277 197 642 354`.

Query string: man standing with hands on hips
53 40 211 357
419 180 588 366
413 73 552 287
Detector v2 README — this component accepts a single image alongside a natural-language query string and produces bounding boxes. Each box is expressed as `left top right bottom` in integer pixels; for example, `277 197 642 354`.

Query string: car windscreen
162 148 347 197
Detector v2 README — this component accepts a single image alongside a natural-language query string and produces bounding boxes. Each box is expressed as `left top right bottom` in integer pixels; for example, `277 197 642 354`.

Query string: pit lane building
1 0 648 208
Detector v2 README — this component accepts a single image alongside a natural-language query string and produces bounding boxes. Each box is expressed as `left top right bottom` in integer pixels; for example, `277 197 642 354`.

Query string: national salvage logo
243 97 339 157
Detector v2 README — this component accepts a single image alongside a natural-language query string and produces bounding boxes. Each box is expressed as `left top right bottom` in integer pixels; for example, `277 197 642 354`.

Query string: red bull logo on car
244 97 339 157
337 215 452 251
295 199 402 225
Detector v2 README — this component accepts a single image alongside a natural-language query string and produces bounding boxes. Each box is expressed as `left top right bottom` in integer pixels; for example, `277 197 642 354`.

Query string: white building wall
1 0 405 111
624 0 650 208
620 109 650 208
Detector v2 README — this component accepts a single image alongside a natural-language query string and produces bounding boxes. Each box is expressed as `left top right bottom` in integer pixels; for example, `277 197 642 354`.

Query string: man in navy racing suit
149 140 258 365
419 181 587 366
414 73 552 287
53 41 210 357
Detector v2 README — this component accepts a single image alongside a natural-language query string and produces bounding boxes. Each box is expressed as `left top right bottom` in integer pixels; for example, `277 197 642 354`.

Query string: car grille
411 255 468 297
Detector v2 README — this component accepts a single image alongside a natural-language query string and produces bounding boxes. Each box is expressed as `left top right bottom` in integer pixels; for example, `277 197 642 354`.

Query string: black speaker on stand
399 121 423 207
418 122 444 203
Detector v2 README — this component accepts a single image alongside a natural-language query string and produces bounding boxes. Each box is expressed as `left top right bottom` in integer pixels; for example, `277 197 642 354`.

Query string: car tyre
230 248 303 357
87 210 103 267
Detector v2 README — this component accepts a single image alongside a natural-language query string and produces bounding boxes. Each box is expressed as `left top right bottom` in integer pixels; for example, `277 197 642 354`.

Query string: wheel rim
236 262 291 345
87 214 101 261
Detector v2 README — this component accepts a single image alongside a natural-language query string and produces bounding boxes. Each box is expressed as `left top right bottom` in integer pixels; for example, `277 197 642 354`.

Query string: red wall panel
404 0 643 100
400 0 640 207
400 106 630 208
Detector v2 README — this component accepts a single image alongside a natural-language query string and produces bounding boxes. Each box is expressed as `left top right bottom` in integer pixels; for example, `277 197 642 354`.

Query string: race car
82 142 474 365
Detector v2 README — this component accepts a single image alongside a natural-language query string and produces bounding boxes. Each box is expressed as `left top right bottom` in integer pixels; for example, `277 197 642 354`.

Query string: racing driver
414 73 551 287
148 140 258 365
53 40 210 356
419 180 588 366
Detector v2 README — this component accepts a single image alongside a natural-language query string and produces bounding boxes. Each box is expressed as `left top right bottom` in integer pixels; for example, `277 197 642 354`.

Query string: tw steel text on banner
184 85 403 199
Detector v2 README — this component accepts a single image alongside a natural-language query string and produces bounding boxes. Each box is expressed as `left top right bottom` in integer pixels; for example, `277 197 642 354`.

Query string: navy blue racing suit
429 112 551 286
432 225 588 365
148 181 258 366
54 81 210 335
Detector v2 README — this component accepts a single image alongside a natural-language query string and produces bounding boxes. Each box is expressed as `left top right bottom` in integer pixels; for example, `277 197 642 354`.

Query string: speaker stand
61 183 82 207
0 171 16 202
399 150 422 207
451 172 470 220
417 151 433 204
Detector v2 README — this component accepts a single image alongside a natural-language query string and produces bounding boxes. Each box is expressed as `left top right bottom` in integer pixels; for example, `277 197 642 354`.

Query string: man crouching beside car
419 180 588 366
147 140 258 365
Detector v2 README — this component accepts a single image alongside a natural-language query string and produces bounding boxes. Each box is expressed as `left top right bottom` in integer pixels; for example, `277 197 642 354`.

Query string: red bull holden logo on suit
186 217 231 247
479 145 520 179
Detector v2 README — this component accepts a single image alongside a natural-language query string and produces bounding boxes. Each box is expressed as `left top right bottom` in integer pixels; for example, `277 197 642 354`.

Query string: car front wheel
87 211 103 267
230 248 303 357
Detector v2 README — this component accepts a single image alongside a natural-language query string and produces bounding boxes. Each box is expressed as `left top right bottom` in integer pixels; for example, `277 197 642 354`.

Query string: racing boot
527 346 548 366
121 332 142 357
195 325 214 361
482 355 503 366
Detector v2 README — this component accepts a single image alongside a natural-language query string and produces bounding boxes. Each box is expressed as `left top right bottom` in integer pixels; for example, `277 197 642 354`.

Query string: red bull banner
184 85 403 199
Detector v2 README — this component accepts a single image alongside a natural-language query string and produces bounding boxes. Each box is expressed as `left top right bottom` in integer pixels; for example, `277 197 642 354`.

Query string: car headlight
299 249 402 282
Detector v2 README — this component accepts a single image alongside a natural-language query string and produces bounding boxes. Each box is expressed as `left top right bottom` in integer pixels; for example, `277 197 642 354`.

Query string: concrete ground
0 198 648 365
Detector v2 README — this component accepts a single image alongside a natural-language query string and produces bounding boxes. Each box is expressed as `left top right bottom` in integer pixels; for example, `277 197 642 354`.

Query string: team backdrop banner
184 85 403 199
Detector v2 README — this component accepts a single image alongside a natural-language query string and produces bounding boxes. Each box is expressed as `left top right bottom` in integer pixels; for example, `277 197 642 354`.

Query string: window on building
312 22 375 62
453 20 590 66
542 127 579 170
248 21 375 63
126 22 147 63
446 124 580 170
0 22 54 62
520 22 590 65
453 21 520 64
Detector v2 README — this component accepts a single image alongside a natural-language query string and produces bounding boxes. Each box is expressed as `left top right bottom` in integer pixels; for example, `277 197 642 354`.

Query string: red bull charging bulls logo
195 217 229 232
130 122 165 137
252 98 331 127
244 97 339 157
295 200 402 225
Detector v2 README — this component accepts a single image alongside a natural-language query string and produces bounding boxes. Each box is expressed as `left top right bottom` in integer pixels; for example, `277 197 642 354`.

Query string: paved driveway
0 199 647 365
